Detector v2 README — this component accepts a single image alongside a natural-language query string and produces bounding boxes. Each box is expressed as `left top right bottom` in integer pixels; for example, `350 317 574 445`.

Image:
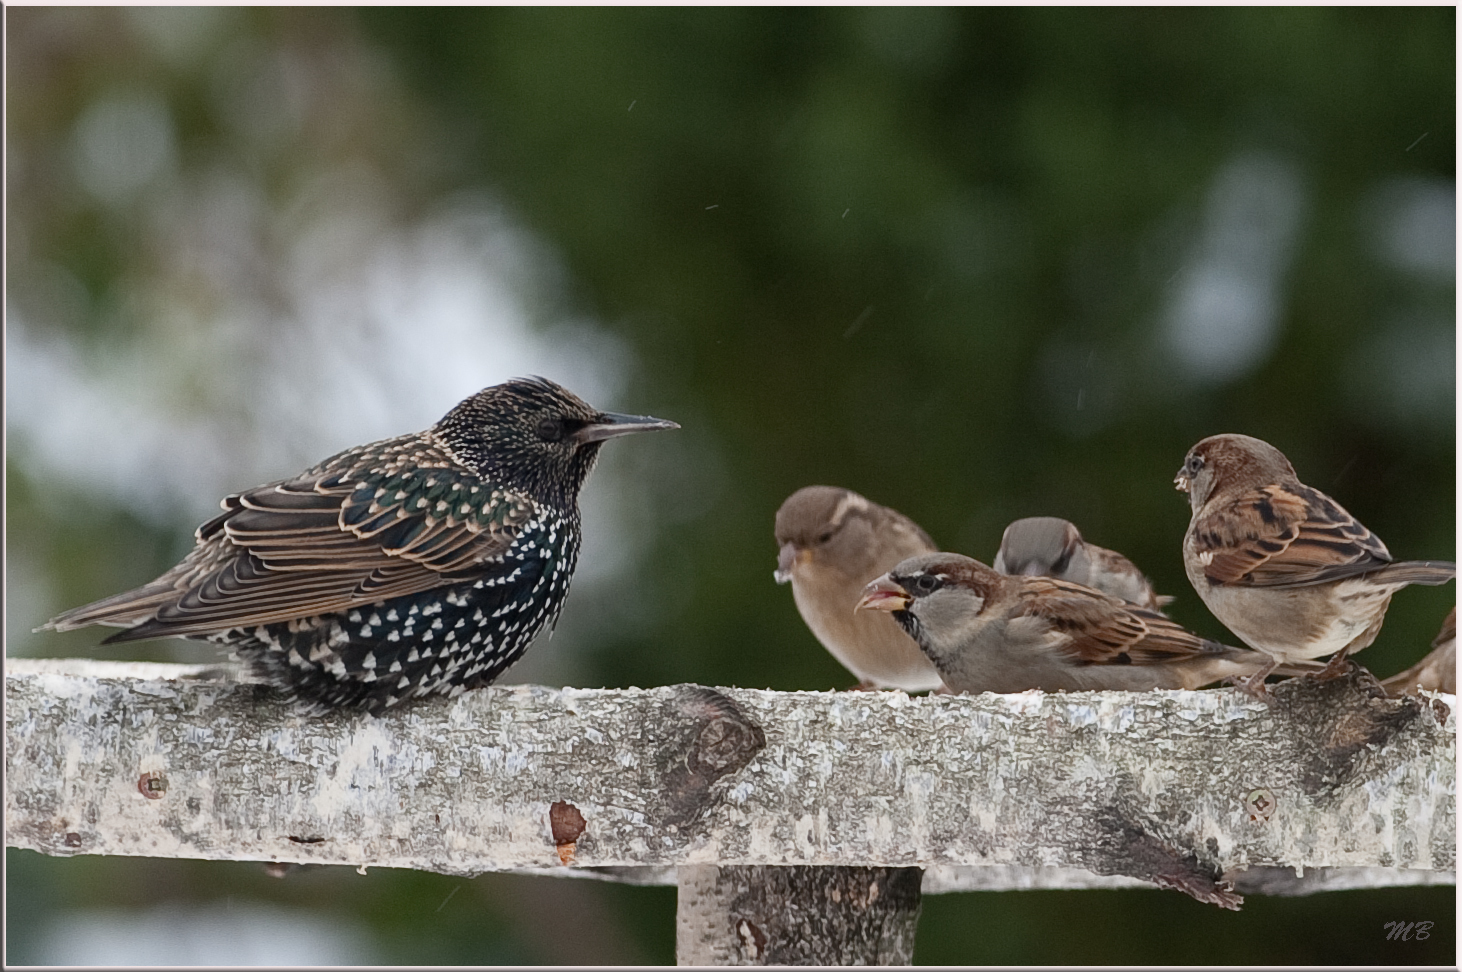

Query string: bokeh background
5 7 1455 965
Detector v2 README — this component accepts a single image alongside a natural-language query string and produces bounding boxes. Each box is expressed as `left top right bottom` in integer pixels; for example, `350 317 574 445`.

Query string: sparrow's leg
1313 648 1358 681
1227 655 1279 700
1315 616 1387 681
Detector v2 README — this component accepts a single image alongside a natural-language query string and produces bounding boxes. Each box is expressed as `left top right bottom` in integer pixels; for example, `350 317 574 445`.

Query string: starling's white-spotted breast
42 377 678 712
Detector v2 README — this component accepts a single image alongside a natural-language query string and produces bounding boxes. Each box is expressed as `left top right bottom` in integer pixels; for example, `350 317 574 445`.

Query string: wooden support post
676 865 922 966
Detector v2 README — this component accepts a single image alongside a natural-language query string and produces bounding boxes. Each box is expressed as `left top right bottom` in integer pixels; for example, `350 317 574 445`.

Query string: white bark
6 658 1454 910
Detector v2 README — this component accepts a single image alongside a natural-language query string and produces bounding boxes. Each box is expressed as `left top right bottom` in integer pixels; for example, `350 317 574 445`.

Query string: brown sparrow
775 486 944 692
1175 433 1456 692
856 552 1285 694
1382 606 1456 697
993 516 1171 612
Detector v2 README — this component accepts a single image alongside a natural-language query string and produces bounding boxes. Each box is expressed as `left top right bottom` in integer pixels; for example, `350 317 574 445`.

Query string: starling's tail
37 583 176 634
1369 560 1456 587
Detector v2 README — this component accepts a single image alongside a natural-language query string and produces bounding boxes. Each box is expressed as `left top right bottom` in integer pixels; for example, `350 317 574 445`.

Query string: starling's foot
847 680 879 692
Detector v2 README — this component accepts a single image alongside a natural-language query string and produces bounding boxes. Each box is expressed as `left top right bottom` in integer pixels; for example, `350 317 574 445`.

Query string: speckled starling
42 377 678 712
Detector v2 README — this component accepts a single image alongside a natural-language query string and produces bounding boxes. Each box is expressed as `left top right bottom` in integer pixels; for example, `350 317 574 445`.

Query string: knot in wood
1274 666 1436 793
656 686 767 829
735 918 767 961
1425 696 1451 727
692 716 759 774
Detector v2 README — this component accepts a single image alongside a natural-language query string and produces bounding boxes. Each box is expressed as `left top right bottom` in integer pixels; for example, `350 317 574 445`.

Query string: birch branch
5 658 1454 908
545 863 1456 895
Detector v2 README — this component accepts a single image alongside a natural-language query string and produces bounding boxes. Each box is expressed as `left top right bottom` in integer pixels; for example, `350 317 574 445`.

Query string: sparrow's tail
1369 560 1456 587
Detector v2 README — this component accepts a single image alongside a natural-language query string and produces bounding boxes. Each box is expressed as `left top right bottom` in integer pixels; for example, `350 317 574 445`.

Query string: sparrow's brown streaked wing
1085 543 1165 610
1189 483 1393 589
1018 579 1212 667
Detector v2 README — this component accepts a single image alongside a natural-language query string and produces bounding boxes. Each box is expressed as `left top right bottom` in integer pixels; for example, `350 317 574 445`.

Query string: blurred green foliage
7 6 1454 965
360 6 1454 690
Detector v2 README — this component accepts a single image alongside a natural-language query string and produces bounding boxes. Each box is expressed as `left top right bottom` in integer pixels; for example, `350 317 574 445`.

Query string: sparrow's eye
1185 454 1204 476
537 416 565 442
912 573 943 595
816 530 834 544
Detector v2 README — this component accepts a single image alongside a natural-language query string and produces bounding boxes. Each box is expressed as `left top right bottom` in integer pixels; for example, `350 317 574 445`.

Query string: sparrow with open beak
775 486 944 692
1175 433 1455 693
993 516 1171 612
857 553 1284 694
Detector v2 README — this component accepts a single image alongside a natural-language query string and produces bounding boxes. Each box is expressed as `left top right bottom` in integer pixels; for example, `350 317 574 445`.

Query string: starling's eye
537 416 565 442
912 573 943 595
816 530 834 544
1186 454 1205 476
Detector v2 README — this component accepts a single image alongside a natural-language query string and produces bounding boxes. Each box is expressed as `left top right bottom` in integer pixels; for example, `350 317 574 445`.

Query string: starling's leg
847 680 879 692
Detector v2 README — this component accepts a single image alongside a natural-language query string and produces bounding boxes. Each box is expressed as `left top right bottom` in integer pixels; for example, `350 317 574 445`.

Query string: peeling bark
5 658 1454 912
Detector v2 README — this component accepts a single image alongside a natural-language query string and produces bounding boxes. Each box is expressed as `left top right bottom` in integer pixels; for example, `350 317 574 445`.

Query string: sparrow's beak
1173 471 1190 493
573 411 680 445
774 542 805 585
856 574 911 614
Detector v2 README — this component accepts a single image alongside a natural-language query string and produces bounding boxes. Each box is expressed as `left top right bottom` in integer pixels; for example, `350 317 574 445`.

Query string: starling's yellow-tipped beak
573 411 679 445
856 574 911 614
774 543 809 584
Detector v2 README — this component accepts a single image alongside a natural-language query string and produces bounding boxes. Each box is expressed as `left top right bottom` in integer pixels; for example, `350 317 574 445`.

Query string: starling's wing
63 456 537 642
1021 579 1222 666
1189 483 1394 589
